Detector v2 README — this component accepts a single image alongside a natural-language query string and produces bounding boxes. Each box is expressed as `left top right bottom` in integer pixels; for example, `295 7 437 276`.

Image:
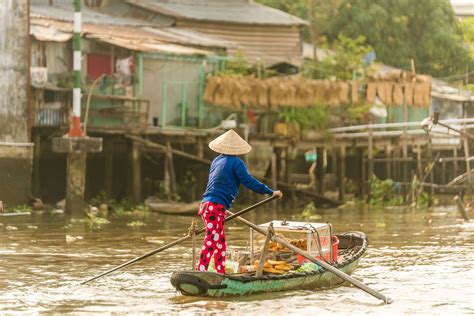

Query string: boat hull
171 232 367 297
145 197 200 215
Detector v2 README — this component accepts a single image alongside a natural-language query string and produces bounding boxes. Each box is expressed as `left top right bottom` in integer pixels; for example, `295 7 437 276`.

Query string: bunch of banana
254 260 292 274
289 238 307 250
268 241 287 251
268 239 308 252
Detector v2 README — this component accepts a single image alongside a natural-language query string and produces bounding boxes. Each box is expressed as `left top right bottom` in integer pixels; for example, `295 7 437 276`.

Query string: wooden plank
126 135 212 165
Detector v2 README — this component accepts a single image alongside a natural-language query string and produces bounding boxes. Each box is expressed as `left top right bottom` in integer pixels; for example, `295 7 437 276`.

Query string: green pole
198 61 205 128
69 0 84 137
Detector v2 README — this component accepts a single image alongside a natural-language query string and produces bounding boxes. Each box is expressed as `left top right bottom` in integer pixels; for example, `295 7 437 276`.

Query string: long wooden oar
228 211 393 304
81 196 276 285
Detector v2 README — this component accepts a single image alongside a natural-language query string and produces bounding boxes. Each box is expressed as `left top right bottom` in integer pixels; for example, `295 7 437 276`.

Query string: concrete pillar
66 152 87 217
52 137 102 216
0 0 33 205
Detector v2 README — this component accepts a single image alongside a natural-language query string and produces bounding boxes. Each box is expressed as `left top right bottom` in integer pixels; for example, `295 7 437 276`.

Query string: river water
1 204 473 315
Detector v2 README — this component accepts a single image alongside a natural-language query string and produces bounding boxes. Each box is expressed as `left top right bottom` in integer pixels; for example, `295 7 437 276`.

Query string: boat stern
170 271 227 296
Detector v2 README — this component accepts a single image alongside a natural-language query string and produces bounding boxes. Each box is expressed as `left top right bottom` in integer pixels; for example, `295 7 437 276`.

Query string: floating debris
5 226 18 231
51 209 64 215
144 237 165 244
66 235 84 243
27 225 38 229
127 220 146 228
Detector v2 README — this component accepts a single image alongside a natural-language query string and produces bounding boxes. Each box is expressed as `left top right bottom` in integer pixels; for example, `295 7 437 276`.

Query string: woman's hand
272 190 283 199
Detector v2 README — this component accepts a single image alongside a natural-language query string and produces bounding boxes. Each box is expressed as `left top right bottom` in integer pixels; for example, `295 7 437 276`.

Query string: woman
197 129 283 273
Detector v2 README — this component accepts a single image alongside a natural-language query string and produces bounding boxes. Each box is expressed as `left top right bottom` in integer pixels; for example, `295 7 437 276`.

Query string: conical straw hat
209 129 252 155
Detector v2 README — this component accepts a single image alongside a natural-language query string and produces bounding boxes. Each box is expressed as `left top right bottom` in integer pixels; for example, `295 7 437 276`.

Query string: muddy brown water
1 205 473 314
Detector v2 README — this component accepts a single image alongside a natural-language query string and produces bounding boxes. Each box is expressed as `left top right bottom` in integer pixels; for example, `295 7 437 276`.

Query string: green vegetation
127 220 146 228
219 51 278 78
257 0 472 78
4 204 32 213
89 191 149 217
299 202 322 220
303 34 373 80
279 106 329 131
368 176 403 207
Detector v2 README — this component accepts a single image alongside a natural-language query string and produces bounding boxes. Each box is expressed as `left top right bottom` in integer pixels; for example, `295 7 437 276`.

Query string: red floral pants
197 201 227 274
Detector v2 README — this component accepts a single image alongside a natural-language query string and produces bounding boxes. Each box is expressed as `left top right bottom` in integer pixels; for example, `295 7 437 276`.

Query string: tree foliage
327 0 471 77
303 34 373 80
257 0 472 78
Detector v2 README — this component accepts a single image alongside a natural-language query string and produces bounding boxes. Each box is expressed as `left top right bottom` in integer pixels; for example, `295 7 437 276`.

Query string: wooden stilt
428 141 435 197
164 154 170 199
385 144 392 180
33 133 41 196
104 141 114 196
196 138 204 159
416 144 423 179
316 147 325 195
166 141 177 198
463 135 472 199
338 146 346 201
132 141 142 203
368 128 374 178
454 195 470 221
360 148 366 198
453 148 459 178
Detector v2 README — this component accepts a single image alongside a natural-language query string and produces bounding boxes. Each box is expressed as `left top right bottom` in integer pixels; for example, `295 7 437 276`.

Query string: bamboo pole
271 153 277 208
454 195 470 221
255 223 274 277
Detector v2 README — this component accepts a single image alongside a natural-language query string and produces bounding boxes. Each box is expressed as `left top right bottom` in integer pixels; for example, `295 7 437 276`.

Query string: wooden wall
177 20 303 66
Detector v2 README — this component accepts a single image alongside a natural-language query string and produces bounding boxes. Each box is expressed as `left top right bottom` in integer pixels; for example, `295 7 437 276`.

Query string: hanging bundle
351 81 359 105
378 82 394 105
203 76 219 104
366 82 377 104
338 81 350 105
256 79 269 108
392 83 404 106
414 82 431 108
404 82 415 106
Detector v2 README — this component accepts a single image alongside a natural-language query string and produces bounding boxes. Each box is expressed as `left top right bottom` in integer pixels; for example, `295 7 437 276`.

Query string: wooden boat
144 197 200 215
170 231 368 297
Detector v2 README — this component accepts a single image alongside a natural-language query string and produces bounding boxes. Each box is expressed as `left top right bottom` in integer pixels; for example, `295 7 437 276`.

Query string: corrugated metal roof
30 4 232 55
30 15 216 56
126 0 308 26
30 4 153 26
86 34 213 55
142 27 236 49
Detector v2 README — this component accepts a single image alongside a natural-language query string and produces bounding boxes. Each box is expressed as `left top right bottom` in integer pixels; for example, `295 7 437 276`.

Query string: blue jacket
202 154 273 209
